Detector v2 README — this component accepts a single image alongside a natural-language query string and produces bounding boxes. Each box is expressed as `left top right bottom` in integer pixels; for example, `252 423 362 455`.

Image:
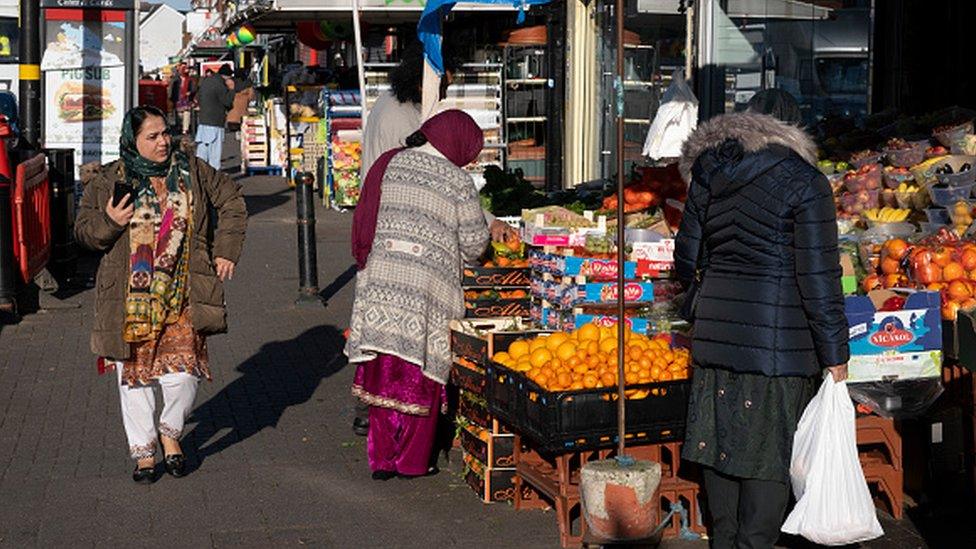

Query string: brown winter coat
75 156 248 360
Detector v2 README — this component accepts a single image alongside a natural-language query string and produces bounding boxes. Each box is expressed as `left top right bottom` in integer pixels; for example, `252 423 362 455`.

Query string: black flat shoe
132 466 157 484
371 470 396 481
352 417 369 437
398 466 439 480
164 454 187 478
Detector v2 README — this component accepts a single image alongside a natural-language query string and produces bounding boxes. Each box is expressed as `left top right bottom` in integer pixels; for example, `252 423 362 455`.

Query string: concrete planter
580 458 662 541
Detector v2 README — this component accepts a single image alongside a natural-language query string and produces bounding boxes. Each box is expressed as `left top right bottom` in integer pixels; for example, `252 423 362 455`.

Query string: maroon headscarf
352 109 484 270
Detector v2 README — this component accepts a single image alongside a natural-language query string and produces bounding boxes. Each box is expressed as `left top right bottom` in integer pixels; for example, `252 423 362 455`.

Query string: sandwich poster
41 14 127 165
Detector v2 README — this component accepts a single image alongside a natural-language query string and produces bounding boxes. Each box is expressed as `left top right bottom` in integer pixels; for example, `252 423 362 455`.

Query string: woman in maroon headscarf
345 109 489 479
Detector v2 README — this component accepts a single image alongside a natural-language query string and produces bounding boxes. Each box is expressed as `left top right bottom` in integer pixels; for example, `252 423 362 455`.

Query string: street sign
40 0 135 10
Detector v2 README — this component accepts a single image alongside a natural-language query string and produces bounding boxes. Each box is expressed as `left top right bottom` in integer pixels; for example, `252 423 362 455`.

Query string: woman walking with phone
76 106 247 483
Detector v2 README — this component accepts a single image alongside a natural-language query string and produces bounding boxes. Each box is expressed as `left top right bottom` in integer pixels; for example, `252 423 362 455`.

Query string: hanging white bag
781 374 884 545
642 69 698 160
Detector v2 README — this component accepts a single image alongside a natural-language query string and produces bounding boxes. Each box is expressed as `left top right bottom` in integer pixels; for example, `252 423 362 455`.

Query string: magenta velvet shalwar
350 109 486 476
352 356 445 475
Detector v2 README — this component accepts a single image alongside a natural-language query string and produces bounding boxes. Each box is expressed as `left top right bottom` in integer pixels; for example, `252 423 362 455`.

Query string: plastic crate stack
856 415 904 519
241 115 278 175
450 320 533 503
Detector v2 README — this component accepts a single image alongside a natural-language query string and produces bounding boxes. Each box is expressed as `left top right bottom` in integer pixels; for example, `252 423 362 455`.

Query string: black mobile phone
112 182 133 208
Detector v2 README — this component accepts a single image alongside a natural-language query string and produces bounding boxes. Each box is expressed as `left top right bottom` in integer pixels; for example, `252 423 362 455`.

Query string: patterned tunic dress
344 149 489 386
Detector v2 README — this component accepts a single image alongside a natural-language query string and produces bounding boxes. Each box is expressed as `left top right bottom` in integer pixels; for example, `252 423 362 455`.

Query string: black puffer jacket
675 112 849 377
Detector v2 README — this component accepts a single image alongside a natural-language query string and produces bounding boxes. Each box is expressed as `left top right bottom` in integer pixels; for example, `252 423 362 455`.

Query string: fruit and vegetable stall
443 121 976 542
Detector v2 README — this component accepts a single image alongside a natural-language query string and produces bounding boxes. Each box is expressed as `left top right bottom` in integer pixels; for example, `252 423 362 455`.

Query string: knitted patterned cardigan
344 149 489 384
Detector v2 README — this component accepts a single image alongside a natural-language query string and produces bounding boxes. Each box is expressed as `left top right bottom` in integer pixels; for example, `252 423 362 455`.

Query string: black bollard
295 171 322 305
18 0 40 147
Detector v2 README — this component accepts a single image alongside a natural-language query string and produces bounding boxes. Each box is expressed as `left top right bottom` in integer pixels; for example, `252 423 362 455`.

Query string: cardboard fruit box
464 297 531 319
458 390 492 431
463 454 517 503
461 266 531 288
449 318 536 366
845 290 943 382
460 423 517 469
451 359 487 396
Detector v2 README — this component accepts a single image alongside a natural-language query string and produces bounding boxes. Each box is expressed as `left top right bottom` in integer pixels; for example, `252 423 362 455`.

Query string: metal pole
544 2 565 191
18 0 41 147
614 0 627 458
351 0 367 132
127 2 140 110
295 172 321 304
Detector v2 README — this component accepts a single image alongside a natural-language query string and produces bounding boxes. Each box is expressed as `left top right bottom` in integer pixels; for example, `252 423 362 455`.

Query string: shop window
700 0 872 126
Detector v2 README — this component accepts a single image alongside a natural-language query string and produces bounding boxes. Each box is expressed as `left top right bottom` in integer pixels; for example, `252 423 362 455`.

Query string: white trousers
117 366 199 460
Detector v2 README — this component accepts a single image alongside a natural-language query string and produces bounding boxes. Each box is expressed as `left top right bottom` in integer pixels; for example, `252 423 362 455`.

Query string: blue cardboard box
845 290 942 382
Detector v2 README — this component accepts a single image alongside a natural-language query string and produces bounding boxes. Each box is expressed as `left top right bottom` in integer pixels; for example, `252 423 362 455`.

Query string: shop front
216 3 976 543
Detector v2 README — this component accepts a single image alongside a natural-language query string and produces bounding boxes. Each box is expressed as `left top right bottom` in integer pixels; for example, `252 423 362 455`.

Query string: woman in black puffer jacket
675 90 849 549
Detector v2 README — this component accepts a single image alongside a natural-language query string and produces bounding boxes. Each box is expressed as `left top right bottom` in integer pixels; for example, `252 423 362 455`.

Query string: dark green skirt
681 366 817 483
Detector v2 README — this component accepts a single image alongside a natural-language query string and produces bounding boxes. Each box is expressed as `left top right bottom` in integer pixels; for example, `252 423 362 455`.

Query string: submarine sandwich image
55 81 115 122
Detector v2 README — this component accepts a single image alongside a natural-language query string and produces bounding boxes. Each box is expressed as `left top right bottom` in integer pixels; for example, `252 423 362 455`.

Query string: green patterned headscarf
119 108 188 201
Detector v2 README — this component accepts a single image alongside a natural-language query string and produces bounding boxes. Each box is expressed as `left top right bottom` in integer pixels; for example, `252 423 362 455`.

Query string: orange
566 356 581 368
944 262 966 282
639 357 652 370
578 323 600 342
582 374 599 389
586 340 600 356
628 346 644 362
529 337 548 353
625 371 639 385
535 374 550 388
570 381 585 390
599 338 617 355
493 352 512 365
508 340 530 360
545 332 570 351
573 362 589 375
530 348 553 368
556 372 573 388
948 279 972 301
555 341 577 361
600 372 616 387
587 355 600 369
599 326 615 341
650 366 662 379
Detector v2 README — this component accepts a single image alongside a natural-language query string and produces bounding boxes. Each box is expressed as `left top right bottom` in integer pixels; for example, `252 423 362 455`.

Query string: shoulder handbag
678 185 713 322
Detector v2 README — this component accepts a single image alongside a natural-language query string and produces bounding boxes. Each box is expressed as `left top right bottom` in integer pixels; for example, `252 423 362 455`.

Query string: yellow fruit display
490 325 692 395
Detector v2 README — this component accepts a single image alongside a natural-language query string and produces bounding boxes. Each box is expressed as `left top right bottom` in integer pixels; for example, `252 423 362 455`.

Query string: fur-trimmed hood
678 112 818 183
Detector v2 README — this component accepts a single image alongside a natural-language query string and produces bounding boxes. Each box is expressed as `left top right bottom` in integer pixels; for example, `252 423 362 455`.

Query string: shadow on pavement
243 187 291 218
181 324 348 471
320 265 356 303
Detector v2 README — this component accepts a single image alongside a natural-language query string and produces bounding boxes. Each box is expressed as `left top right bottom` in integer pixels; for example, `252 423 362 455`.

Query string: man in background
195 65 238 170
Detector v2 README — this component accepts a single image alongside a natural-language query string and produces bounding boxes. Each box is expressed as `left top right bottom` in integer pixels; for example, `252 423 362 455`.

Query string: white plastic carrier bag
642 69 698 160
781 374 884 545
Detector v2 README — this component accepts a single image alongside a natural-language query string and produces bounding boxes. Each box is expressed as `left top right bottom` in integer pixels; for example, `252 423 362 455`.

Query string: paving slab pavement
0 173 954 548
